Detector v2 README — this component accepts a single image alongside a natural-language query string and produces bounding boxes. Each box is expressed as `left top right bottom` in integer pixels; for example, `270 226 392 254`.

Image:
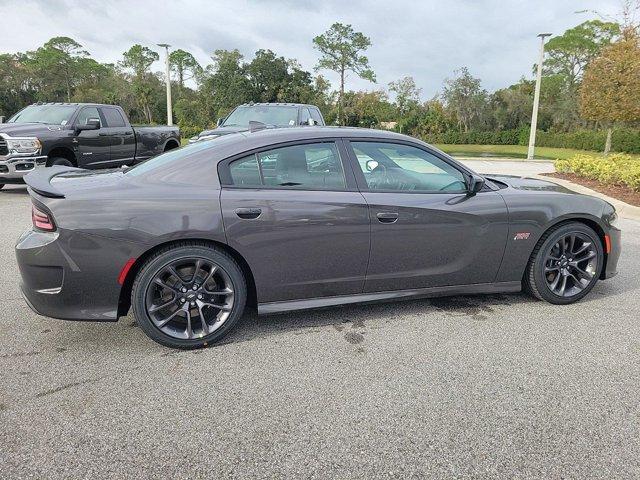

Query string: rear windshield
8 105 77 125
125 142 212 177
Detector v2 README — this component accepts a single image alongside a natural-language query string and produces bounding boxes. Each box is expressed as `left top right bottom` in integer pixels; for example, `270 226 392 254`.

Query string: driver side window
350 141 467 193
76 107 101 127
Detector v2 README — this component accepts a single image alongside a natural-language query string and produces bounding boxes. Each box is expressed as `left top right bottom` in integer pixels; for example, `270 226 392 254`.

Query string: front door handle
376 212 399 224
235 207 262 219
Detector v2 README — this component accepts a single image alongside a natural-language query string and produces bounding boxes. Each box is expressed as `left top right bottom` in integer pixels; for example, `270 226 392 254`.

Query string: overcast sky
1 0 622 98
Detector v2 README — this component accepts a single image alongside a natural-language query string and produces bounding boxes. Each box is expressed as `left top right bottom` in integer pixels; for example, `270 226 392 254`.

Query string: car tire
48 157 74 167
131 242 247 349
524 222 603 304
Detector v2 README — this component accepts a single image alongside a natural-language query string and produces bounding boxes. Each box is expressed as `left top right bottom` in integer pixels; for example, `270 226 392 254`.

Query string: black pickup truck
0 103 180 189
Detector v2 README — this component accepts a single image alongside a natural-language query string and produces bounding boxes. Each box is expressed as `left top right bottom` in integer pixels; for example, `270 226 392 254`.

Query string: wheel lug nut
181 288 187 293
197 294 203 299
190 301 196 306
180 298 185 303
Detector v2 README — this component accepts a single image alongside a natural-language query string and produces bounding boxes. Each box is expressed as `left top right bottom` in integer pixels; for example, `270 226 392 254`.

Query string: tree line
0 19 638 151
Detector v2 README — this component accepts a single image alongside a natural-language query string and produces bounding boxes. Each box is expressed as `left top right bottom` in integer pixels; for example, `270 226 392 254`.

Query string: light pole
527 33 552 160
157 43 173 126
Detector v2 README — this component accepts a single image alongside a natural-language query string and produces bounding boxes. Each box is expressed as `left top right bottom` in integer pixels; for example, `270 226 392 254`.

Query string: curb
532 174 640 222
453 156 554 164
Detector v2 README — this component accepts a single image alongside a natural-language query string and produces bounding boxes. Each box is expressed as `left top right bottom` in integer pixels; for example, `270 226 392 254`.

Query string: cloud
2 0 621 98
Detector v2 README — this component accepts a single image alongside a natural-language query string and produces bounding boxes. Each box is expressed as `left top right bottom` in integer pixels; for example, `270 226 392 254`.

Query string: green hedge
556 153 640 191
422 128 640 154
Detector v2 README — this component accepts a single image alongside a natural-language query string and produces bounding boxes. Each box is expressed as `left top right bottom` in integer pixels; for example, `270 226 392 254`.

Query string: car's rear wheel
524 222 603 304
132 243 247 348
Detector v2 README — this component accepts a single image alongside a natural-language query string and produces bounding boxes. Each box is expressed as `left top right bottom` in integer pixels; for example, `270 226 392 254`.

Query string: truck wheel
48 157 74 167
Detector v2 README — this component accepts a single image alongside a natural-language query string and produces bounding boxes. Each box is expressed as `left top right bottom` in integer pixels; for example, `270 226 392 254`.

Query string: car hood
485 174 577 194
0 123 65 137
198 125 248 137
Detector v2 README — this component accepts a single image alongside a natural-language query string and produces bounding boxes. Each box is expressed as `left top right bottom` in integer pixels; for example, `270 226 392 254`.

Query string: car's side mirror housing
467 174 485 195
77 118 100 132
216 117 224 127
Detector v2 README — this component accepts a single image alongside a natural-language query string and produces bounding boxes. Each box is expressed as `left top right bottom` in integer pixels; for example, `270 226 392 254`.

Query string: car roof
236 103 319 108
187 126 436 164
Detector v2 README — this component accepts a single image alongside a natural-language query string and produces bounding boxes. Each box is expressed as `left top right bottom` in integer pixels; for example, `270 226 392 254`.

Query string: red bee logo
514 232 531 240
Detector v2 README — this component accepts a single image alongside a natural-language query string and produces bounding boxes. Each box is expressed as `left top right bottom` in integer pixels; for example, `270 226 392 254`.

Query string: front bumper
603 225 621 279
0 154 47 183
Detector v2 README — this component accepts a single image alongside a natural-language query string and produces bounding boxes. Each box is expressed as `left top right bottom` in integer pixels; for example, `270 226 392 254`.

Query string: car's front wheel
131 242 247 348
524 222 603 304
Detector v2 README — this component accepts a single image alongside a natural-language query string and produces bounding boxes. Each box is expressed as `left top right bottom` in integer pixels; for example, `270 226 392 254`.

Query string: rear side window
227 142 346 190
102 107 126 127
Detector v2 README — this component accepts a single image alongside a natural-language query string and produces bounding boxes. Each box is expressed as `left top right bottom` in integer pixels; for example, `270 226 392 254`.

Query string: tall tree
313 23 376 125
389 76 422 132
442 67 488 132
168 49 201 89
26 37 91 101
246 49 289 102
120 45 160 122
544 20 620 87
580 28 640 153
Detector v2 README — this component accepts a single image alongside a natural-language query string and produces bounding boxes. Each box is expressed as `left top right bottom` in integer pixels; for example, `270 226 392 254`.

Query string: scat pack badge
513 232 531 241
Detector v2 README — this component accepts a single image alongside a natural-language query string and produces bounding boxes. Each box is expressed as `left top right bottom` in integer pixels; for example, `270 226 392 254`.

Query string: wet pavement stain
344 331 364 344
429 295 510 321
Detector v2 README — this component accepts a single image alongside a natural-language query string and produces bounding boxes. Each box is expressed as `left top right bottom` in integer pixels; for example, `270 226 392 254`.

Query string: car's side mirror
308 118 315 126
366 160 379 171
77 118 100 131
216 118 224 127
467 174 485 195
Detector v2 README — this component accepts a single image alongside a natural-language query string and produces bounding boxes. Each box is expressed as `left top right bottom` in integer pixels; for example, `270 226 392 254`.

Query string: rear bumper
0 155 47 183
603 225 621 279
15 228 123 322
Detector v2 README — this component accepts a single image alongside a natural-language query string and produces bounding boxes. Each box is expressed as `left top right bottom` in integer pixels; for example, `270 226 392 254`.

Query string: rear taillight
32 204 56 232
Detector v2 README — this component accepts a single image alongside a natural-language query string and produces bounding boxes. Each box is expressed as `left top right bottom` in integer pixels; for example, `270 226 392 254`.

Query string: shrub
423 128 640 154
555 153 640 191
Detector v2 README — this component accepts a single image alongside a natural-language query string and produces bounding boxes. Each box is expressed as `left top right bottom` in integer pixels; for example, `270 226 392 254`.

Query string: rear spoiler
24 166 83 199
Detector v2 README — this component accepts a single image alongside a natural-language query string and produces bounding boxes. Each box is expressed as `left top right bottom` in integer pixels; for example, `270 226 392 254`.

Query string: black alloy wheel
525 222 603 304
132 243 246 348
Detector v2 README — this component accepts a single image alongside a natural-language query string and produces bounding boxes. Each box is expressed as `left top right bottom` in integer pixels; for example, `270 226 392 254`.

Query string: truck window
310 108 323 125
102 108 126 127
76 107 101 127
300 108 312 125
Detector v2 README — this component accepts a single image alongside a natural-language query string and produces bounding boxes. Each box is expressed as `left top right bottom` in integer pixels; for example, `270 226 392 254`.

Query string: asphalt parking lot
1 177 639 479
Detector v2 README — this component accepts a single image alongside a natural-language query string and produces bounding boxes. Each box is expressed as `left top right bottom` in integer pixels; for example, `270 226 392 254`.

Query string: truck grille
0 138 8 156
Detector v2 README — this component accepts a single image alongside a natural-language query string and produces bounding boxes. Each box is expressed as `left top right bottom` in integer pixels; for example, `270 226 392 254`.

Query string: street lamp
527 33 552 160
157 43 173 126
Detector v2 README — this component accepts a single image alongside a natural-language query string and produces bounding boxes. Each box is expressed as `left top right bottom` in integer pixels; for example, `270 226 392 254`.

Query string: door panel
221 188 370 303
74 107 110 168
100 107 136 164
362 191 508 292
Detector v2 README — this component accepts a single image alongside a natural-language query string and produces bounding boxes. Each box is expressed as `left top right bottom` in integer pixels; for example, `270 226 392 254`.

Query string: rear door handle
376 212 399 224
235 208 262 219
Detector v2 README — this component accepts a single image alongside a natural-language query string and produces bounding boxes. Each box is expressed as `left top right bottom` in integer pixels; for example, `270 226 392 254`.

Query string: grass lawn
433 144 604 161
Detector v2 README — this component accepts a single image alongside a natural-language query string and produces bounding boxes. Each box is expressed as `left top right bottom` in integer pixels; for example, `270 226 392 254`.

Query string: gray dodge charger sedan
16 127 621 348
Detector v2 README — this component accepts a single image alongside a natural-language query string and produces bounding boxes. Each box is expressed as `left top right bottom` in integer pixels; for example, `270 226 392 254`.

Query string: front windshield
8 105 77 125
223 105 298 127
